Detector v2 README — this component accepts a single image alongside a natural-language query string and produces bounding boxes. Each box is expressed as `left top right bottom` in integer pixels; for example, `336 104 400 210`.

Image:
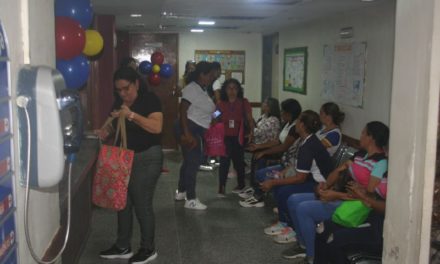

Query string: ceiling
91 0 391 34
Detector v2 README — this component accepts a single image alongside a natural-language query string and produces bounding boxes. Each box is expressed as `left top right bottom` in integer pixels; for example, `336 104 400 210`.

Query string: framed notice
194 50 245 84
283 47 307 94
321 42 367 108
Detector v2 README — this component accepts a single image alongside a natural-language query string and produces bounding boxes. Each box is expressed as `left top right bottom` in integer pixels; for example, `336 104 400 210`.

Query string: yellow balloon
83 30 104 57
152 64 161 74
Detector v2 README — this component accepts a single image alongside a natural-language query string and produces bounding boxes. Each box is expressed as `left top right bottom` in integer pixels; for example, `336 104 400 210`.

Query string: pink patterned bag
92 116 134 211
204 122 226 157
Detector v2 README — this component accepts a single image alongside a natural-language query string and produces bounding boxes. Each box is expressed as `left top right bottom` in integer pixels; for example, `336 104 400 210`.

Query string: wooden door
129 33 178 149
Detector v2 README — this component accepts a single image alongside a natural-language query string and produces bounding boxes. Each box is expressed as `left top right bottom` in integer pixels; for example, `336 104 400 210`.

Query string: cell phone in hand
212 110 222 119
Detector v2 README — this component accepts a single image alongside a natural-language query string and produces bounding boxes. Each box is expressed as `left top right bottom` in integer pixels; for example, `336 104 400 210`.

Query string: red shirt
217 98 251 137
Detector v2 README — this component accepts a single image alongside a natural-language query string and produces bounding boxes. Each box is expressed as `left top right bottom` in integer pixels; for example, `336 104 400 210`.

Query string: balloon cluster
138 52 173 86
54 0 104 90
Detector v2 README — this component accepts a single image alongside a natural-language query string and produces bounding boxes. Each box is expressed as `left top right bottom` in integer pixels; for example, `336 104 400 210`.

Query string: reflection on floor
79 151 292 264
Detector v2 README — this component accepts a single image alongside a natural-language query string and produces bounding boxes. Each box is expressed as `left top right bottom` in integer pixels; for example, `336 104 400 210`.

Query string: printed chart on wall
194 50 245 84
321 42 367 108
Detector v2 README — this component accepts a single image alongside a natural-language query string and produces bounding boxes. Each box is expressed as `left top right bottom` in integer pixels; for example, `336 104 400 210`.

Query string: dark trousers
314 213 384 264
116 145 163 251
273 180 316 225
219 136 245 189
250 156 268 189
177 120 206 200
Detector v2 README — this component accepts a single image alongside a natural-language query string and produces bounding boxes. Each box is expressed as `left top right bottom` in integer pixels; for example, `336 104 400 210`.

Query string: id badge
229 120 235 128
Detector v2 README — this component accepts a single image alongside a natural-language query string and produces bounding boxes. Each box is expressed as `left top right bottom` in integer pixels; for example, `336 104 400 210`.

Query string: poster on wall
194 50 245 84
283 47 307 94
321 42 367 108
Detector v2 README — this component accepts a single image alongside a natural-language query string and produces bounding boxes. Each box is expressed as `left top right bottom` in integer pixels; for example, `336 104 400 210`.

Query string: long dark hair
366 121 389 149
265 97 280 119
112 67 147 107
299 110 322 134
281 98 302 121
186 61 212 84
321 102 345 126
220 78 244 102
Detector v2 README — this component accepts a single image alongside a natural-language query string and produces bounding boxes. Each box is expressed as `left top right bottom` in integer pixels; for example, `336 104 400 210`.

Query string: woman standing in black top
95 67 163 264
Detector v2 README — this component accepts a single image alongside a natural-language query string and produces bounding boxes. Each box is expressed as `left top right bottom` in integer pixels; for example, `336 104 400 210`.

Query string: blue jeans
287 193 341 258
177 120 206 200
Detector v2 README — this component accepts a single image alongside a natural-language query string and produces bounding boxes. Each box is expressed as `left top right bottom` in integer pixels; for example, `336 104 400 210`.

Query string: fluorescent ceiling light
198 20 215 25
131 14 142 17
191 29 204 33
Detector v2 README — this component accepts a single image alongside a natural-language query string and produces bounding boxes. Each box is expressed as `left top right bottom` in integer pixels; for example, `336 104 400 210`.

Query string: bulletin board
321 42 367 108
194 50 245 84
283 47 308 94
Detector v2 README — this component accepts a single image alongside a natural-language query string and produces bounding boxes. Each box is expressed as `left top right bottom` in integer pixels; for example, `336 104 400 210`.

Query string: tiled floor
79 151 293 264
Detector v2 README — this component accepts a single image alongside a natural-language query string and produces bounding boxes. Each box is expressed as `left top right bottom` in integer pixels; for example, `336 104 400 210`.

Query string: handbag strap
120 115 128 149
113 115 128 149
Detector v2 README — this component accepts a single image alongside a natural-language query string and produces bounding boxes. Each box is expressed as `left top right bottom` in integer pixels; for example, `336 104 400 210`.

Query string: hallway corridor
79 151 291 264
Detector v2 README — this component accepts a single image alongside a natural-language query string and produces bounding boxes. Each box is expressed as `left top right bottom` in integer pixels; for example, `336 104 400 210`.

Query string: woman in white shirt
174 61 216 210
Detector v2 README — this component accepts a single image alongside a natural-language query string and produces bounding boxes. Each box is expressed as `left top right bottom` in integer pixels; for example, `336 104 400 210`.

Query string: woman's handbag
204 122 226 156
332 200 372 228
92 116 134 211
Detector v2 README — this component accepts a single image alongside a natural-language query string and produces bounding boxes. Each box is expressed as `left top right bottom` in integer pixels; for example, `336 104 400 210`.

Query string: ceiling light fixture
198 20 215 26
130 14 142 17
361 0 375 2
191 29 204 33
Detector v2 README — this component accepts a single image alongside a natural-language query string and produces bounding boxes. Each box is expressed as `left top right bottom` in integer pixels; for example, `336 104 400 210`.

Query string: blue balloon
139 61 153 75
56 55 90 90
159 63 173 78
55 0 94 29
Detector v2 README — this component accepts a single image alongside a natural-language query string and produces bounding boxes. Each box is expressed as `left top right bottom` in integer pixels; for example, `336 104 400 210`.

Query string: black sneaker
282 243 306 259
238 195 265 208
129 248 158 264
100 245 133 259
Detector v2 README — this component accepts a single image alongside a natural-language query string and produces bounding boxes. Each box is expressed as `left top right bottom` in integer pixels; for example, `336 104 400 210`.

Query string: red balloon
149 73 161 86
56 16 86 60
150 52 164 65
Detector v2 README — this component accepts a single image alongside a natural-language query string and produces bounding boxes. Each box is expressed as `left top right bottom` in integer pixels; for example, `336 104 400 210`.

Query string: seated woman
263 103 344 244
243 97 281 190
253 97 281 145
317 102 345 156
238 99 302 205
283 121 389 264
253 111 334 245
314 178 387 264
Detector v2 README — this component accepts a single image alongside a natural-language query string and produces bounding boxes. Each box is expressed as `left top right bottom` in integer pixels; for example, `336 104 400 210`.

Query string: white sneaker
264 222 286 236
174 190 186 201
273 227 296 244
238 187 254 199
184 199 207 210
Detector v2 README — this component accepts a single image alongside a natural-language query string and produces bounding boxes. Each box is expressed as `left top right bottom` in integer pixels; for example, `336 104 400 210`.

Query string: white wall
384 0 440 262
0 0 60 263
277 1 395 138
179 32 263 103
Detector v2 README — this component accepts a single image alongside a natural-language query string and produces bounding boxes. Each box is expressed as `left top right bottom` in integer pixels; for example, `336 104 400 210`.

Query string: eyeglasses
115 83 132 93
